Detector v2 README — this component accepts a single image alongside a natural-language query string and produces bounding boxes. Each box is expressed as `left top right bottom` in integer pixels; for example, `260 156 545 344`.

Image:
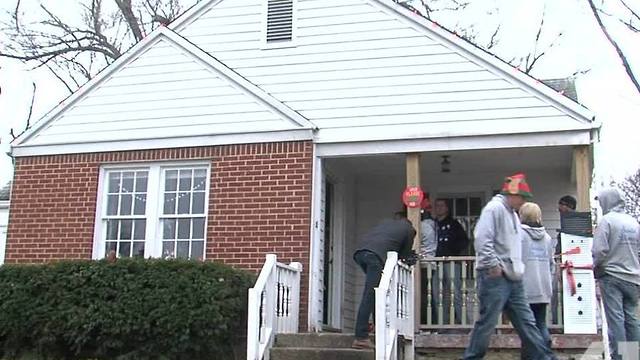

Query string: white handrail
247 254 303 360
375 251 414 360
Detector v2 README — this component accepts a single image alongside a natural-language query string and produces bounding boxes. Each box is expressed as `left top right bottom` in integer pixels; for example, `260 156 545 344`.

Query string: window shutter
266 0 293 43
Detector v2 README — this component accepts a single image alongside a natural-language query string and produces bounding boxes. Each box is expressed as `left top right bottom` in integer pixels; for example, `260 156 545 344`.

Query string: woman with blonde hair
519 202 556 359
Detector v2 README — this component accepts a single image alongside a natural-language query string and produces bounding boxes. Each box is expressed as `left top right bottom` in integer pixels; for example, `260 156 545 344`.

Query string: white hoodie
474 194 525 281
521 224 556 304
593 188 640 285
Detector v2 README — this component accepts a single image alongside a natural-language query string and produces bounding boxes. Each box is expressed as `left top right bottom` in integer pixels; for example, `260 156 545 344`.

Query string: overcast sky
1 0 639 188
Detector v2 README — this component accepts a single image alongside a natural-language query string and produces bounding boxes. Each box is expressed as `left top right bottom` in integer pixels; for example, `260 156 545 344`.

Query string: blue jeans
354 250 383 339
521 303 552 360
599 275 640 360
463 269 557 360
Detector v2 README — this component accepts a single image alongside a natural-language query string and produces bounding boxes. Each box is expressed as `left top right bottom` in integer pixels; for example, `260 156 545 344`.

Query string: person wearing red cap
463 173 557 360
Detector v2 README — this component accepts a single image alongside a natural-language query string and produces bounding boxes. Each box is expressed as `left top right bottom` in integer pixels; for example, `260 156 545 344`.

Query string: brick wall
7 141 313 328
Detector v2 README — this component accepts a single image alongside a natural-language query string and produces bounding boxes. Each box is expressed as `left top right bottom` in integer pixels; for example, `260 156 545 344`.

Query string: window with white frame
96 163 210 261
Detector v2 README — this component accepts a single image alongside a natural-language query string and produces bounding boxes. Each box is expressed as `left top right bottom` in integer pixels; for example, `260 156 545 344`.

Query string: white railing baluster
375 251 414 360
247 254 303 360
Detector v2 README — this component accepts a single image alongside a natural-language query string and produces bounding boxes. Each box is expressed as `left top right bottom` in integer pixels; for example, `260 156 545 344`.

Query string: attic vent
266 0 293 43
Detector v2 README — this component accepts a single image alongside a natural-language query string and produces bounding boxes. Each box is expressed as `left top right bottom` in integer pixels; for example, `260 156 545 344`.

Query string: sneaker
352 338 374 349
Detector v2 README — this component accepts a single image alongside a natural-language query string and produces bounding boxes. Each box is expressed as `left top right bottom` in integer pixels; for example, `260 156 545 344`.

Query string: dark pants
599 275 640 360
463 270 557 360
521 303 552 360
354 250 383 339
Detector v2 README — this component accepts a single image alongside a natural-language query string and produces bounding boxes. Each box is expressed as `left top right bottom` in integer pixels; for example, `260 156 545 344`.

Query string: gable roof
375 0 595 123
12 27 314 157
167 0 598 147
170 0 595 125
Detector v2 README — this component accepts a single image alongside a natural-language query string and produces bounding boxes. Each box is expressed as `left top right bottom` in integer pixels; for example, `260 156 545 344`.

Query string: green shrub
0 258 255 360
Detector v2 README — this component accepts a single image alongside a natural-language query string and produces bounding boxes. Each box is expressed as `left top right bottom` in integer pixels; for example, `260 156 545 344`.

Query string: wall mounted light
441 155 451 173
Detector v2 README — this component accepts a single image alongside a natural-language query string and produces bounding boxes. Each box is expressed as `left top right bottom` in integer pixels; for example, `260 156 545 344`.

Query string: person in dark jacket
433 199 469 324
552 195 576 324
352 211 416 349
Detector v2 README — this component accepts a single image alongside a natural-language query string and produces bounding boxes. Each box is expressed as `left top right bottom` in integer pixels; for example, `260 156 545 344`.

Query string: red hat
501 173 533 199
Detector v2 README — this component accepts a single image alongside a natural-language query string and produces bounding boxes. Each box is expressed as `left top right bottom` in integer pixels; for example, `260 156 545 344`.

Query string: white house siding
0 202 8 265
177 0 591 144
28 38 302 146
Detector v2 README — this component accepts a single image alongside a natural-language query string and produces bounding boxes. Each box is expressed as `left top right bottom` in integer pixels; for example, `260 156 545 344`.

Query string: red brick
7 140 313 330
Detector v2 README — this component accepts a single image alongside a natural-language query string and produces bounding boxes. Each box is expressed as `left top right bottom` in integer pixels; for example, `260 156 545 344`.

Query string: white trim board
315 130 593 157
12 129 314 157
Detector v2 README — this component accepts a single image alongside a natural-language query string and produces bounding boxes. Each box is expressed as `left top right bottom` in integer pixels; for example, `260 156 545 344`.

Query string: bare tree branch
113 0 144 41
587 0 640 95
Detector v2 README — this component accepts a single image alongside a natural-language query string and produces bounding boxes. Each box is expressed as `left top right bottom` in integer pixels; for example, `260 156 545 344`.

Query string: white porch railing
247 254 303 360
375 251 414 360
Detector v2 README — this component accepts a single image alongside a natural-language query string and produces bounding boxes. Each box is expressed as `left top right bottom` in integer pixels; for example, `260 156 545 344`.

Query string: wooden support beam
406 153 421 332
573 145 592 212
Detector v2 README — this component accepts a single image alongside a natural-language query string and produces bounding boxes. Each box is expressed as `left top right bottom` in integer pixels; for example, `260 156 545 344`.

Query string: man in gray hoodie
463 173 556 360
593 187 640 360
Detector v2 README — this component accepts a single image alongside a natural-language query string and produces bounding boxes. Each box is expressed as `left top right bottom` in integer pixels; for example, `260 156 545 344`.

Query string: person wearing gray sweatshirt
464 173 557 360
519 202 556 360
593 187 640 360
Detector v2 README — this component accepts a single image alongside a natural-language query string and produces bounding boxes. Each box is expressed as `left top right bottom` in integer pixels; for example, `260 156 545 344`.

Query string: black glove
401 250 419 266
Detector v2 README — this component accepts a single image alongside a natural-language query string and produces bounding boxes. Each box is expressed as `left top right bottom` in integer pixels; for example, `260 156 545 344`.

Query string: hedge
0 258 255 360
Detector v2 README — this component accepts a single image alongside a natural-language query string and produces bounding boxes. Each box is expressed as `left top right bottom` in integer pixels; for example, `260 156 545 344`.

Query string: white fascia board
169 0 222 32
371 0 597 125
315 130 592 158
0 201 9 210
162 30 316 130
11 129 314 157
12 26 315 150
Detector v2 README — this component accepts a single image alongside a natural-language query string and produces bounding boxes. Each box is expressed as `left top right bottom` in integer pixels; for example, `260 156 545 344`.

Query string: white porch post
406 152 421 331
308 154 324 332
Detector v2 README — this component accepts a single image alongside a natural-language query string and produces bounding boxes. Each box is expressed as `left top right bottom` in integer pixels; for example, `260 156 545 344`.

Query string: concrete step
270 347 374 360
275 333 366 348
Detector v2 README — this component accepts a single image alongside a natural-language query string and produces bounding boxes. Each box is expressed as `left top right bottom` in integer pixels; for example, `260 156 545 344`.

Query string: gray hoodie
593 188 640 285
521 224 556 304
474 194 525 281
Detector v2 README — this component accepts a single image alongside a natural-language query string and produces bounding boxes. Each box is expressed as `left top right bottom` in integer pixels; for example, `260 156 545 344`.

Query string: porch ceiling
324 146 573 176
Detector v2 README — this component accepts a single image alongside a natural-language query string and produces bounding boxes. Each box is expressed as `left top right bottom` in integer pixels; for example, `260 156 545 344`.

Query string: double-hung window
95 163 210 260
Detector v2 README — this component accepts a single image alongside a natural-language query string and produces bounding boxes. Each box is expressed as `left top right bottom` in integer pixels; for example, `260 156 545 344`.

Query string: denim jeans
354 250 383 339
521 303 552 360
599 275 640 360
463 269 557 360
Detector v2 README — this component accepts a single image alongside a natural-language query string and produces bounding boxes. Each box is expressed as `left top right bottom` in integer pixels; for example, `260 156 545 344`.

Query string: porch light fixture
441 155 451 173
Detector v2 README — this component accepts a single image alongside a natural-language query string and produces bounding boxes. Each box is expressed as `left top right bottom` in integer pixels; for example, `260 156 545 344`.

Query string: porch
312 145 592 334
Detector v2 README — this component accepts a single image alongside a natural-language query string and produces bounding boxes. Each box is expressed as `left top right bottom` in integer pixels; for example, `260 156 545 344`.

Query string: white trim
12 26 315 150
371 0 596 124
326 172 345 329
308 151 323 332
12 129 314 157
315 130 593 158
0 200 8 266
92 161 211 260
169 0 223 32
